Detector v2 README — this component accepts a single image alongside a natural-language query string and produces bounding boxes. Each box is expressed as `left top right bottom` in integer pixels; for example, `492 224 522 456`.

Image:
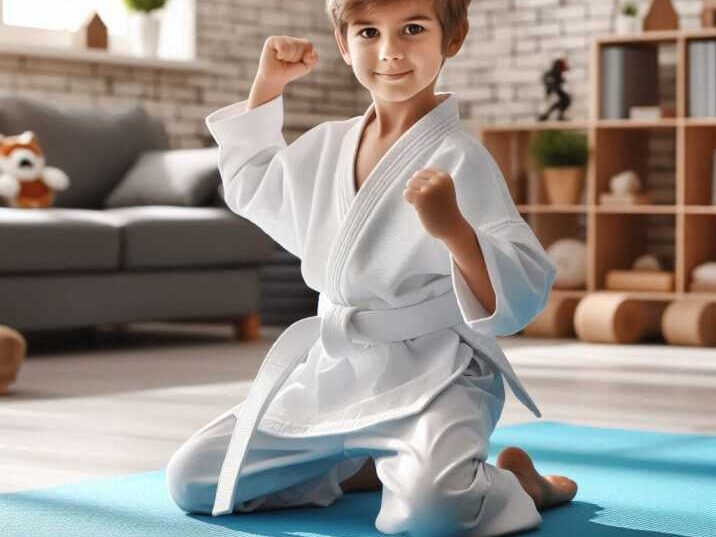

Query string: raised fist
257 36 319 88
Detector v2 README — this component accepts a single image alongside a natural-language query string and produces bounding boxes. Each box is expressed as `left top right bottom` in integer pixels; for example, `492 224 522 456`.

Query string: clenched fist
403 168 468 241
257 36 319 89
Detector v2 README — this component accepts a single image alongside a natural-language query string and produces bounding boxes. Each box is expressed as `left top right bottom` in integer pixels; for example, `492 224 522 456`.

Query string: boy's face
335 0 461 103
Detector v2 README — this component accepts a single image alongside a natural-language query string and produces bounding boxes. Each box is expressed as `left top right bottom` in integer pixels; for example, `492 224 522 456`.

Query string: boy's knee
166 443 213 514
377 458 491 537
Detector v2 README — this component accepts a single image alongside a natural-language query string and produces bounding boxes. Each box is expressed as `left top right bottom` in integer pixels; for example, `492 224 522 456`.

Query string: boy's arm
443 220 496 314
405 154 557 337
203 36 319 259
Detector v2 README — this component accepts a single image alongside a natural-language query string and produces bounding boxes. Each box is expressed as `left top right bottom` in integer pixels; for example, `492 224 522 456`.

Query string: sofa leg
232 313 261 341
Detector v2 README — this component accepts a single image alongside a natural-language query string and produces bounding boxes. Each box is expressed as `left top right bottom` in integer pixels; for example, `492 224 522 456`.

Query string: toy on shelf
0 131 69 208
81 12 108 50
633 253 663 271
574 293 666 343
600 169 651 206
538 58 572 121
547 238 587 289
530 130 588 205
0 326 25 395
643 0 679 31
662 299 716 346
690 261 716 292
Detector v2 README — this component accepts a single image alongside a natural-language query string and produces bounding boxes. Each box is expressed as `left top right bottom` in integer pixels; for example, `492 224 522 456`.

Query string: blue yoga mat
2 422 714 537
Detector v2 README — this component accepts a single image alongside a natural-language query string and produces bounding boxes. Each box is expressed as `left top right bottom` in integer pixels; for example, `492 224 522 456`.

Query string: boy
167 1 577 535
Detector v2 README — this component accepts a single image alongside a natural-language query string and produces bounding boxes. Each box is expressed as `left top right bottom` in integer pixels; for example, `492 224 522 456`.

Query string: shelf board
684 291 716 299
596 30 680 45
0 41 211 72
596 205 677 214
595 119 678 129
683 118 716 127
480 121 591 133
517 204 587 213
684 206 716 214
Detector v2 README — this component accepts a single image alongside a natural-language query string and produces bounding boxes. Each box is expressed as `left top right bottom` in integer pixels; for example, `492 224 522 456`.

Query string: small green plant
621 2 638 17
123 0 167 13
530 130 589 168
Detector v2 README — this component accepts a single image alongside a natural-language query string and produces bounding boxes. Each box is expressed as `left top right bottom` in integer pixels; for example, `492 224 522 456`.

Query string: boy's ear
334 29 352 66
445 20 469 58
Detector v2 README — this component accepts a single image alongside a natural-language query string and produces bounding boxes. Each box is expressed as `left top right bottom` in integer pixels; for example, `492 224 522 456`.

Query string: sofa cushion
0 208 120 273
0 94 168 209
103 206 274 269
104 148 220 208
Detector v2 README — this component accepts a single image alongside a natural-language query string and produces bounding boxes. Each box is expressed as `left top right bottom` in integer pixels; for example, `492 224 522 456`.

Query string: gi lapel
327 92 463 304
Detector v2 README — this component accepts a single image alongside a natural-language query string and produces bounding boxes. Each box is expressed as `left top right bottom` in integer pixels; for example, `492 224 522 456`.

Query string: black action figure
538 58 572 121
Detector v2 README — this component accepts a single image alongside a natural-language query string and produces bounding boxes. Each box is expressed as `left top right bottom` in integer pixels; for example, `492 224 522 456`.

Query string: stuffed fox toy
0 131 69 208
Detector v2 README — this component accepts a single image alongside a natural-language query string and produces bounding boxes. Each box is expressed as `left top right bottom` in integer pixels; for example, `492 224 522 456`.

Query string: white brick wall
0 1 703 146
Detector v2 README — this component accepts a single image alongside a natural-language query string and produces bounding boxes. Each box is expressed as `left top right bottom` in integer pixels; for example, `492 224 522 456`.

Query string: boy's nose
379 39 404 61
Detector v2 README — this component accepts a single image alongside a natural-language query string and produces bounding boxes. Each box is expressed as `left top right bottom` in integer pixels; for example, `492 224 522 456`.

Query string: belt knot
319 301 362 358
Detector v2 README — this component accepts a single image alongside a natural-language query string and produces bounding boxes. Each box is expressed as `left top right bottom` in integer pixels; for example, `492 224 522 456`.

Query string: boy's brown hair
325 0 471 55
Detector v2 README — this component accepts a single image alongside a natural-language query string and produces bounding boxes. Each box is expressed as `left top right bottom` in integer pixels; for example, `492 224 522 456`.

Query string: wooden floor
1 322 715 494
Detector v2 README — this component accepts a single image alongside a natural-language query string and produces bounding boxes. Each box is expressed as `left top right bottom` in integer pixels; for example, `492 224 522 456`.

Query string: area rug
1 422 714 536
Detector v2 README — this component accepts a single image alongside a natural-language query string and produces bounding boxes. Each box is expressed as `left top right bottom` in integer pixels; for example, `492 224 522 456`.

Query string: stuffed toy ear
18 131 41 154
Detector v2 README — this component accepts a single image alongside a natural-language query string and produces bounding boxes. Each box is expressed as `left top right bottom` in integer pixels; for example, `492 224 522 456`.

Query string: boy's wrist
247 76 285 109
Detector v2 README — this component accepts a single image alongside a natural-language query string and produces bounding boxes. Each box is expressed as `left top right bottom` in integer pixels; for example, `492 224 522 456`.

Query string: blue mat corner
1 421 714 536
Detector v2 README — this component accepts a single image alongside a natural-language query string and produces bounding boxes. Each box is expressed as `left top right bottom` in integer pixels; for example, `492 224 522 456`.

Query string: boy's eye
358 28 378 38
357 24 425 39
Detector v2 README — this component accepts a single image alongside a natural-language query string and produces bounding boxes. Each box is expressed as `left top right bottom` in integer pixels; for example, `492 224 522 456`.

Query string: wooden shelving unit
475 29 716 340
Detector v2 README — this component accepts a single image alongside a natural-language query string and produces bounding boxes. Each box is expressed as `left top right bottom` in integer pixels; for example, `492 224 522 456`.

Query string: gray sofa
0 95 274 336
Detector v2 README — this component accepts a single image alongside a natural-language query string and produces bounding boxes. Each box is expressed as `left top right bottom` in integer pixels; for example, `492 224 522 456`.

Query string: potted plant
530 130 588 205
616 2 640 35
123 0 168 57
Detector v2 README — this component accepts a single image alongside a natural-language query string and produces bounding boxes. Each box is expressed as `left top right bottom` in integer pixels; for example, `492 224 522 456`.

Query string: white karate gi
167 92 557 537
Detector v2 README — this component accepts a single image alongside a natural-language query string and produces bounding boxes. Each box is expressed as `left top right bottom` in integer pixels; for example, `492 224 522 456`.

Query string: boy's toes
545 475 578 504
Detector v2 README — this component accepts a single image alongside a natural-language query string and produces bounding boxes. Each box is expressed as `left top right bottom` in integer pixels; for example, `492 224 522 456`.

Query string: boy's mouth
375 70 412 79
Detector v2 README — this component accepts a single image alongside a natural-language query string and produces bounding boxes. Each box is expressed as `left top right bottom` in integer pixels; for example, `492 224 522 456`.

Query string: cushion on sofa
0 94 168 209
104 148 220 208
0 208 121 273
103 206 274 269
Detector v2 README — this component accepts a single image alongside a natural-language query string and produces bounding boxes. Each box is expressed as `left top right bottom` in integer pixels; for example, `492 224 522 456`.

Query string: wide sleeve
447 138 558 337
205 94 308 259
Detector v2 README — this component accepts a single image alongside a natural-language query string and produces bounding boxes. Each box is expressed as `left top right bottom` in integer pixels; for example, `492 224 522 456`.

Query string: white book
708 42 716 117
693 42 706 117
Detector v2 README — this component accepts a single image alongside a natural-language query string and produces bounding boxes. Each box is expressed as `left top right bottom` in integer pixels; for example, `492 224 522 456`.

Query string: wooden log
662 299 716 346
522 295 580 338
0 326 26 395
574 293 665 343
605 269 675 292
232 313 262 341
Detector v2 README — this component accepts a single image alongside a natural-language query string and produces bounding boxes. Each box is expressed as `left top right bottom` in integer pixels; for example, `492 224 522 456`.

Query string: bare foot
497 446 577 510
340 458 382 493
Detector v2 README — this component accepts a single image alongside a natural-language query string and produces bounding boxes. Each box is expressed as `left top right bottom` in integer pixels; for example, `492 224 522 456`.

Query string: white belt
211 291 540 516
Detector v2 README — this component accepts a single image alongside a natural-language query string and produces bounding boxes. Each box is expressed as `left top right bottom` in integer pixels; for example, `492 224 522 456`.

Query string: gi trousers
167 357 542 537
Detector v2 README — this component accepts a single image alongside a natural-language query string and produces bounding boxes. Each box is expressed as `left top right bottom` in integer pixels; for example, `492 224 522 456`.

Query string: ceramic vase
543 167 585 205
129 12 161 57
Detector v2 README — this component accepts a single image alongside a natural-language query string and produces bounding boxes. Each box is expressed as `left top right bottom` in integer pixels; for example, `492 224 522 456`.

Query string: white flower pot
129 12 161 57
616 15 640 35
